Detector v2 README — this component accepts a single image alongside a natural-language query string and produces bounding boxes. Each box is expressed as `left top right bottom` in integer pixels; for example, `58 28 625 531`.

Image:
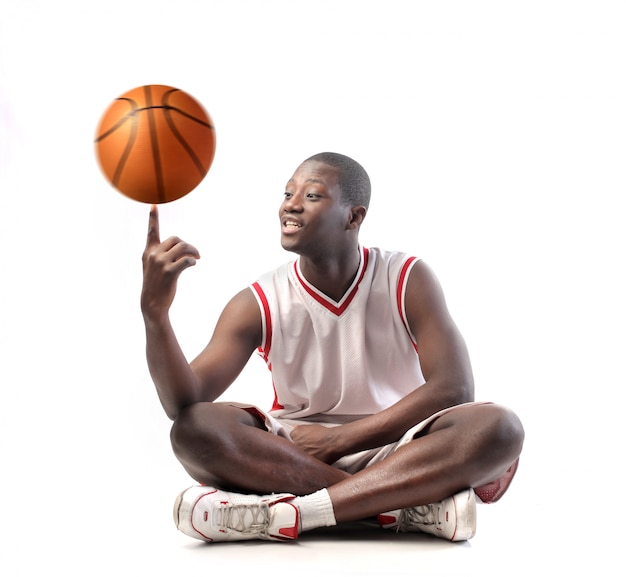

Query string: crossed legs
170 402 524 523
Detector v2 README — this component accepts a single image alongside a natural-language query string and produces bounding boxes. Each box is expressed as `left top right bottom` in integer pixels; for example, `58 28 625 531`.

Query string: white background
1 1 623 574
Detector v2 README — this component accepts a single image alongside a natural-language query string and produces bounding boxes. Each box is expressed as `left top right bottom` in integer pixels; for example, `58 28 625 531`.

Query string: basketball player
141 152 524 543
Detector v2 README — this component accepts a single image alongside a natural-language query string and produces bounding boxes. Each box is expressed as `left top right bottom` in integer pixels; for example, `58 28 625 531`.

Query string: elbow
160 398 188 422
460 378 475 403
442 378 474 407
165 395 204 422
455 378 474 405
164 400 191 422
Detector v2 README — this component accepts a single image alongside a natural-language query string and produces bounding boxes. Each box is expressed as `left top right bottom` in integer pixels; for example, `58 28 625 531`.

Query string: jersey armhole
396 257 419 351
250 282 272 363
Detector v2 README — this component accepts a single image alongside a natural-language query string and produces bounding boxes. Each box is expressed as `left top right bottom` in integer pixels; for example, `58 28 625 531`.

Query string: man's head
279 152 369 257
302 152 371 209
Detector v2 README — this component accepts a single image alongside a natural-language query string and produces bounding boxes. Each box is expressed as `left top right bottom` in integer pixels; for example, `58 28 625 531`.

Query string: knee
479 404 525 462
169 402 257 460
170 402 213 459
170 404 192 457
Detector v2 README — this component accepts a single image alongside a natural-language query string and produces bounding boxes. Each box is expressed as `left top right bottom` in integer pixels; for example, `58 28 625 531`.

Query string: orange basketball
94 84 216 204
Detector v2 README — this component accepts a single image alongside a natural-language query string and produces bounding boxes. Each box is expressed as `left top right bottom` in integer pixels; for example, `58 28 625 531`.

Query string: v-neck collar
293 246 369 316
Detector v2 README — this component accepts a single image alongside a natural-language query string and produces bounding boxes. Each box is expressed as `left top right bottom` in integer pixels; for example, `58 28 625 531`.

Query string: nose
282 192 303 213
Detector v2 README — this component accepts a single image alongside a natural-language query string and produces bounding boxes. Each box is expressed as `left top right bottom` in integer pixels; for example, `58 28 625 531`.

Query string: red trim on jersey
251 284 284 411
252 282 272 361
293 247 370 316
397 257 419 352
270 367 284 411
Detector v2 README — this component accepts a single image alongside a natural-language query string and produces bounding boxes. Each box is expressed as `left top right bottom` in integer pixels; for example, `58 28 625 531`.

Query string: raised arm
141 205 262 420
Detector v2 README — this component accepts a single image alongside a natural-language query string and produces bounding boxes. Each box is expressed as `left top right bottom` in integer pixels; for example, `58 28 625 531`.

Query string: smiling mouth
283 220 302 230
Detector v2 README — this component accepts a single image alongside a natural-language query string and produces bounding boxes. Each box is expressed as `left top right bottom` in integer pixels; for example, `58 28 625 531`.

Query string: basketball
94 84 216 204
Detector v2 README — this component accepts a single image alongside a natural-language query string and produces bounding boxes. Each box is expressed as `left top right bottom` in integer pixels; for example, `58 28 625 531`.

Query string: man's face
278 161 351 256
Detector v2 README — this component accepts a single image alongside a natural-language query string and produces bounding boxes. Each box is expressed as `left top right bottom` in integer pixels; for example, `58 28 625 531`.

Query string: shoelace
215 501 271 537
400 503 440 530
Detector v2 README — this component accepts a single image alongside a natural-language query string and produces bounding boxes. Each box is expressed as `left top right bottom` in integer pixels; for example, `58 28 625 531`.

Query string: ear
347 206 367 229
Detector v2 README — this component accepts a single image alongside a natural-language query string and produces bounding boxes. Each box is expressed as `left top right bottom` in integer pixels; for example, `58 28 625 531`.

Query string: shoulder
366 246 418 263
404 260 452 325
406 259 445 297
253 260 294 286
366 247 421 282
221 286 263 323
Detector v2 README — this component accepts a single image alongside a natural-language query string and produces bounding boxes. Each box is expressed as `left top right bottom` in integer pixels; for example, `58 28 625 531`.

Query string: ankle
292 488 337 532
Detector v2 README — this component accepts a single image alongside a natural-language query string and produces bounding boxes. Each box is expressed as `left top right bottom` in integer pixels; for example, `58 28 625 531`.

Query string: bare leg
170 402 349 494
329 403 524 522
171 402 524 520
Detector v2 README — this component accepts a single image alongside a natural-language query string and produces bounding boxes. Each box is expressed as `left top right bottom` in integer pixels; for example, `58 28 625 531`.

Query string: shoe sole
450 489 477 541
173 487 187 529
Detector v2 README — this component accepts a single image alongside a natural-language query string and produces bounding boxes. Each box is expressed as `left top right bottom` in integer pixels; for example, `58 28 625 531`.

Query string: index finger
146 204 160 247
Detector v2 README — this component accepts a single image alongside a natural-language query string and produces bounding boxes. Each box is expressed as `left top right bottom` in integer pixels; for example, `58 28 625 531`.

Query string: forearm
335 380 473 457
144 314 202 420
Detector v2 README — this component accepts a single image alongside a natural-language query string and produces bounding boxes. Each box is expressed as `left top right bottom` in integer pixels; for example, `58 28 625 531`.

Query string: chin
280 238 297 253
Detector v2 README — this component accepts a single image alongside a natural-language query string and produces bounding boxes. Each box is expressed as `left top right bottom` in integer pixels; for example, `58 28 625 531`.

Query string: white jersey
250 246 425 420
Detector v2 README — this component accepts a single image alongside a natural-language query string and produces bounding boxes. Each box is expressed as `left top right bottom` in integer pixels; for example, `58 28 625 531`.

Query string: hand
290 424 344 464
141 205 200 320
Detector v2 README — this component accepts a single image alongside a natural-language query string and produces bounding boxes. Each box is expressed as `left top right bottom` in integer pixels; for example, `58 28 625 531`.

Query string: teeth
285 221 301 228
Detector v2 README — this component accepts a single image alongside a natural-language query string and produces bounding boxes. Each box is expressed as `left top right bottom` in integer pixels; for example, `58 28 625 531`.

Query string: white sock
292 489 337 532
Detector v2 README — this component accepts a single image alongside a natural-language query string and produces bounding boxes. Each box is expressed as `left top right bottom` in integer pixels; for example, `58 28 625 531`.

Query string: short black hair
303 152 371 209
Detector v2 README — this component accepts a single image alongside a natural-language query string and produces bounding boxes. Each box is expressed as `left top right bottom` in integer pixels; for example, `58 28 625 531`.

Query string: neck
298 245 362 302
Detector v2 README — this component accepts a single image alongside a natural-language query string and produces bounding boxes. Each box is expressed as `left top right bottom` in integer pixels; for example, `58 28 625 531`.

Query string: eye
283 191 293 199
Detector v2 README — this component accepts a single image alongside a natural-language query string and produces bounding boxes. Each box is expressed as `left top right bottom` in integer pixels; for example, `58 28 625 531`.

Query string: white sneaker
378 488 477 541
174 486 299 542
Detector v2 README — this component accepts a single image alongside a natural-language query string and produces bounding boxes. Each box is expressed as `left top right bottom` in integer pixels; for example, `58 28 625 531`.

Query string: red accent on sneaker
377 514 397 527
277 503 299 540
474 458 520 503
